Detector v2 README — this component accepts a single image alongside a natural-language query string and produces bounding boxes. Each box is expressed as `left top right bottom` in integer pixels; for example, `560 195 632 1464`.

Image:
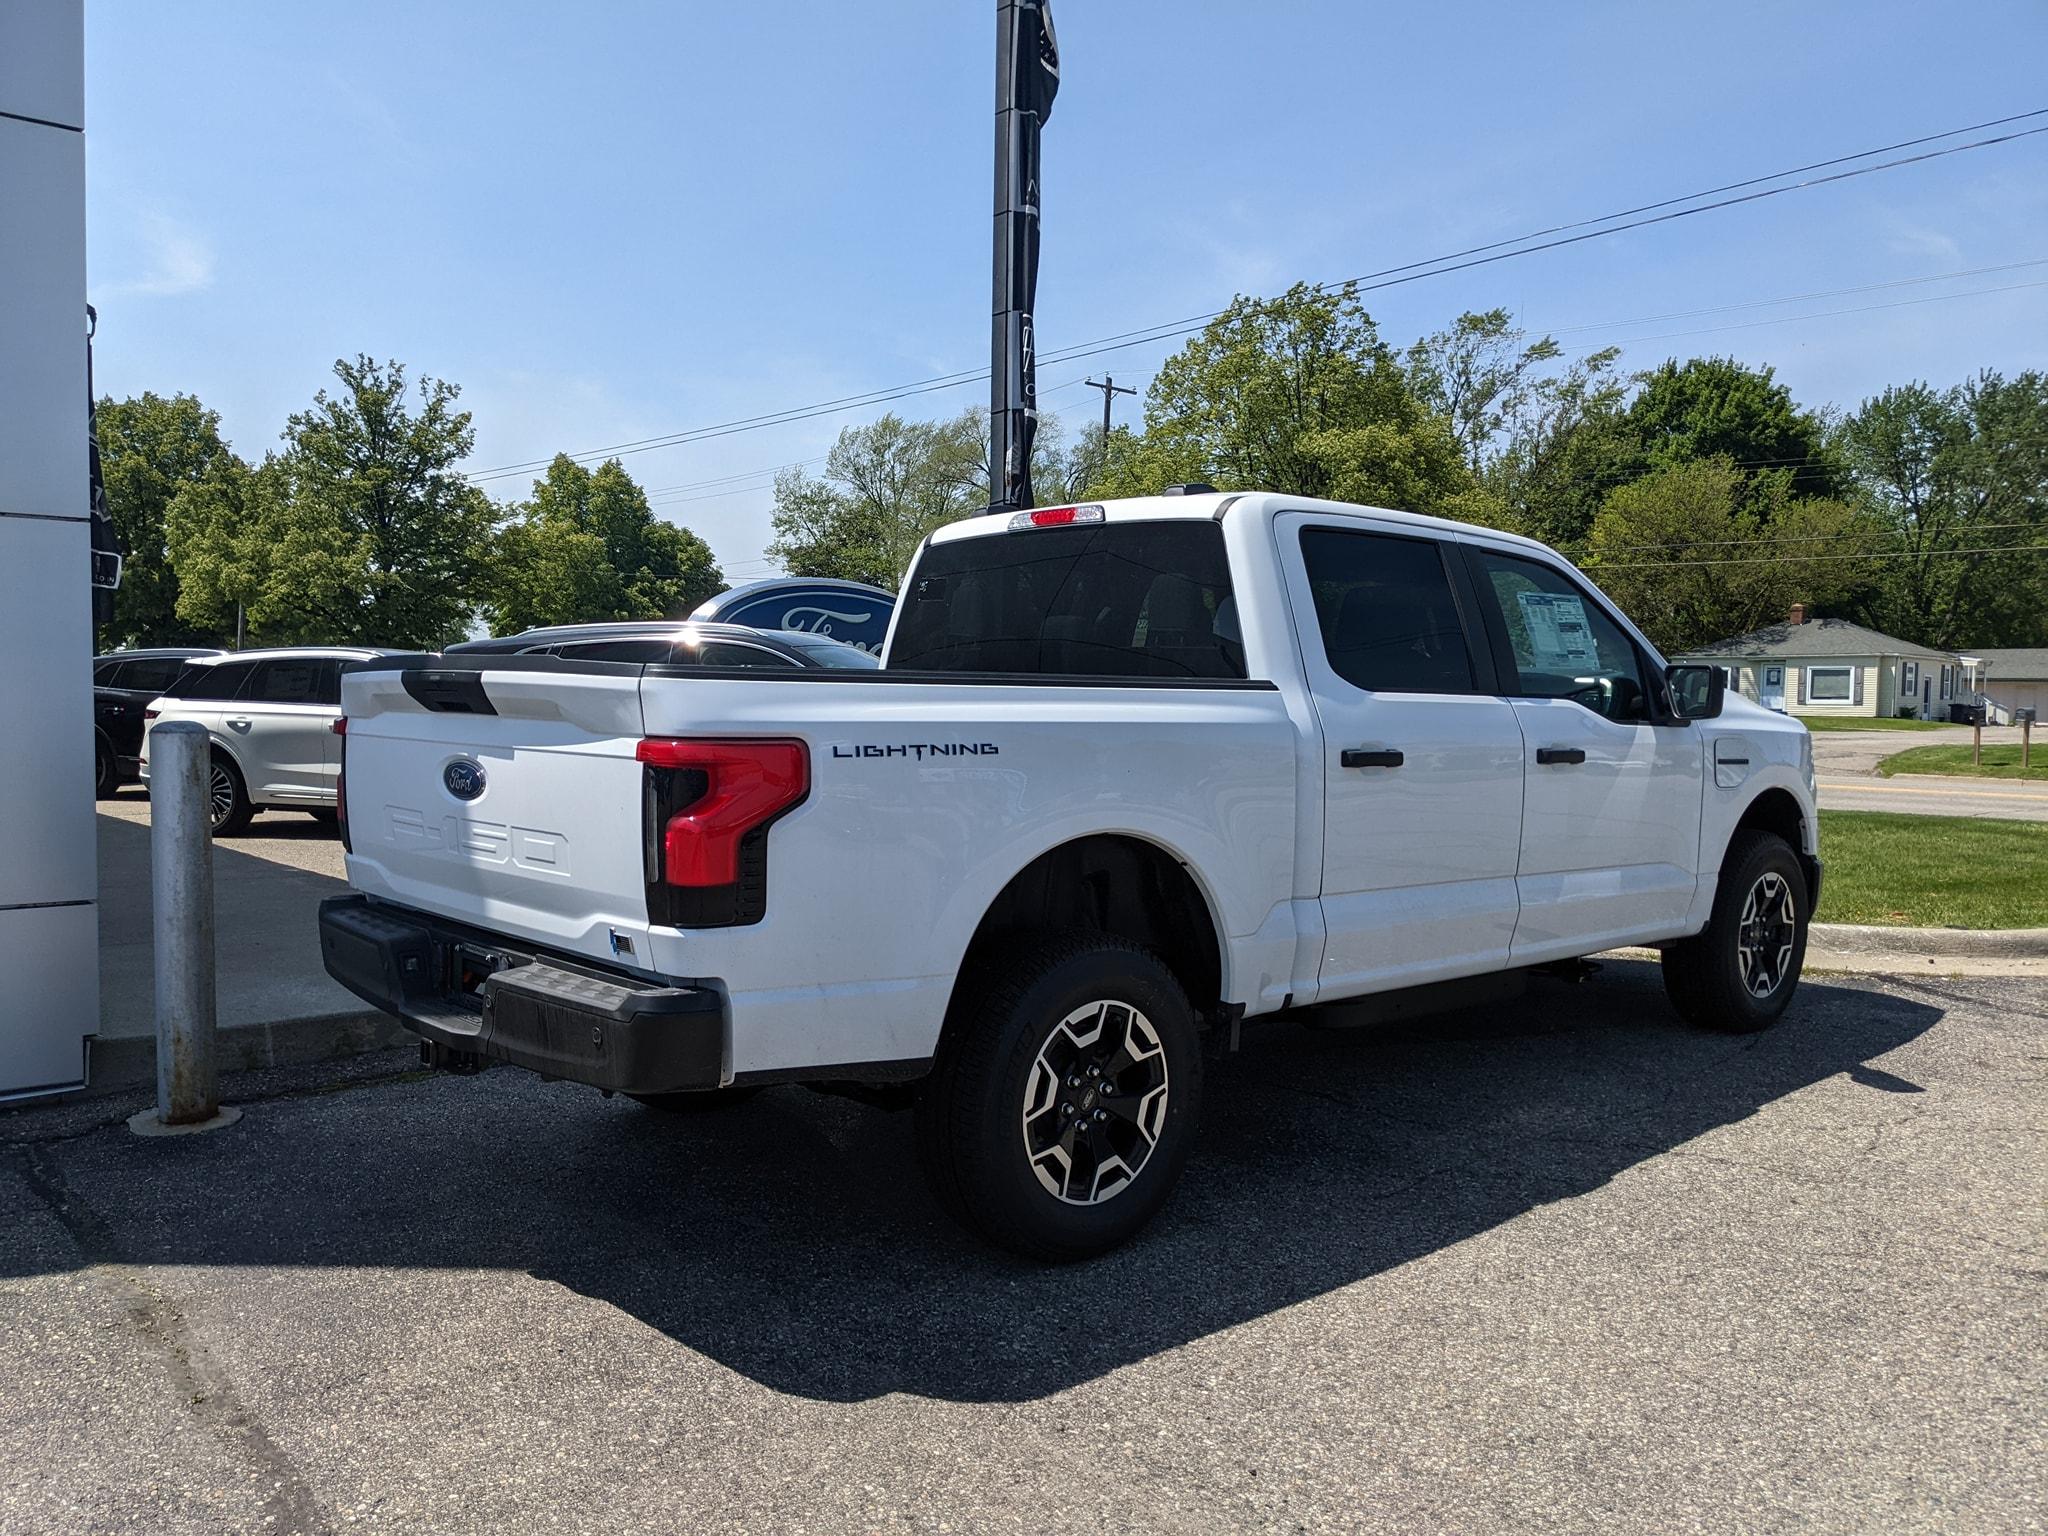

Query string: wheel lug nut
1088 1065 1100 1077
1094 1109 1108 1122
1060 1103 1073 1117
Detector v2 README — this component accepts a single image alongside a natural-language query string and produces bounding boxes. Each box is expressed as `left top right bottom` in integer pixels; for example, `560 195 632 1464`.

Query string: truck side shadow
9 960 1942 1404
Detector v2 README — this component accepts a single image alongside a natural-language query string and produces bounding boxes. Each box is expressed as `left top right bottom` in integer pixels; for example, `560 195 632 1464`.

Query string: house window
1901 661 1918 696
1807 666 1855 703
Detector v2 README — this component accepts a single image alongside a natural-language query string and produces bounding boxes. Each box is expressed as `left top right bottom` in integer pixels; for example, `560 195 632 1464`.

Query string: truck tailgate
339 663 650 966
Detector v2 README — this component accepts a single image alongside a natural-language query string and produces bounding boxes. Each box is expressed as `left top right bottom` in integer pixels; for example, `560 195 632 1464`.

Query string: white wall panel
0 904 95 1099
0 0 84 128
0 116 87 521
0 515 95 904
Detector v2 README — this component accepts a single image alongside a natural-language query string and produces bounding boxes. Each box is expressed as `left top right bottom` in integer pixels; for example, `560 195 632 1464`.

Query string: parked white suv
142 647 394 835
321 493 1819 1257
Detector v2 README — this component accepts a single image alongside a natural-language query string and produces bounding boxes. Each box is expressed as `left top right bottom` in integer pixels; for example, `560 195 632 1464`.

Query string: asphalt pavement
1802 725 2048 821
3 962 2041 1534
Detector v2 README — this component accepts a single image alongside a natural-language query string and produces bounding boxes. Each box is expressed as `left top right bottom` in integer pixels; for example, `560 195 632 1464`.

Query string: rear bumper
318 894 726 1093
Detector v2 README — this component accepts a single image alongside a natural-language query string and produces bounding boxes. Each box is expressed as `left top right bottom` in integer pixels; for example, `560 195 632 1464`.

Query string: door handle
225 716 252 729
1340 748 1405 769
1535 747 1586 765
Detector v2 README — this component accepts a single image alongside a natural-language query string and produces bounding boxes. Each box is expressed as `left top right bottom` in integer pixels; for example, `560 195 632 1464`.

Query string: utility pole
1083 375 1134 437
988 0 1059 515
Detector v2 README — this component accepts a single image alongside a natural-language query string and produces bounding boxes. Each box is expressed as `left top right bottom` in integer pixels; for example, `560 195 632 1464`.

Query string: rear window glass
250 657 341 705
166 659 256 701
889 521 1245 679
119 656 192 693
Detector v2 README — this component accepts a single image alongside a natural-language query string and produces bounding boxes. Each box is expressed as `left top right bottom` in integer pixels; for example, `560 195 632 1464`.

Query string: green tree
1091 283 1479 516
767 407 1080 590
167 357 497 648
485 456 722 633
1617 356 1841 500
93 392 238 647
1841 372 2048 649
1583 458 1871 652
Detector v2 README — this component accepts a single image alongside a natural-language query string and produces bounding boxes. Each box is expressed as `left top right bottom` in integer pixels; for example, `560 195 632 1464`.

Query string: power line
462 111 2048 484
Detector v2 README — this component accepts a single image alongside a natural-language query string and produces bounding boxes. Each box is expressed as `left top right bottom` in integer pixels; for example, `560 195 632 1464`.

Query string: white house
1672 605 1971 720
1969 649 2048 724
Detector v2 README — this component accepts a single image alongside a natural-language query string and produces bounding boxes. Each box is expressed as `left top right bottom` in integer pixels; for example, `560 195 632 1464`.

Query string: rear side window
890 521 1245 679
119 656 192 693
1298 528 1475 694
250 657 341 705
167 660 257 701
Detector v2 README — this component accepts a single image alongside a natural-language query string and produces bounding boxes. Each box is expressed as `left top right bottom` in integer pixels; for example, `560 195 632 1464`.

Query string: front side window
687 641 799 669
1469 549 1651 722
1297 527 1474 694
890 521 1245 679
1806 666 1854 703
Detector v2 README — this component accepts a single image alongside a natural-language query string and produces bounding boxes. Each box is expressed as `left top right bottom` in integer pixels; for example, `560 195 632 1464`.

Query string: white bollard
148 721 221 1126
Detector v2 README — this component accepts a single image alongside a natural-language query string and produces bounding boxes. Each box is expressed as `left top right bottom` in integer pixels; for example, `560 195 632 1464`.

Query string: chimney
1788 602 1809 626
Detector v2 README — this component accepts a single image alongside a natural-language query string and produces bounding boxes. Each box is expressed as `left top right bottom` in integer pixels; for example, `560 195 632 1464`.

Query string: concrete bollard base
126 1104 243 1137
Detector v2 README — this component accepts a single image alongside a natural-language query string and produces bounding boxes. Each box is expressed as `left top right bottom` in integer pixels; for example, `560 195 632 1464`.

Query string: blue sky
86 1 2048 581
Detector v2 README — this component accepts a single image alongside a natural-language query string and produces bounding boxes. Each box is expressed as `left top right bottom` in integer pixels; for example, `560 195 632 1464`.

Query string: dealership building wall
1 0 97 1097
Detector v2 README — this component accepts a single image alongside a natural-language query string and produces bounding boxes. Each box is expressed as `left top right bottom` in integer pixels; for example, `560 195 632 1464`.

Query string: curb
1810 922 2048 959
84 1009 409 1096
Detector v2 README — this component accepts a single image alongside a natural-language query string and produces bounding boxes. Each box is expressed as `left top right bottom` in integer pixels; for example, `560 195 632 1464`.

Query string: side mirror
1666 664 1725 721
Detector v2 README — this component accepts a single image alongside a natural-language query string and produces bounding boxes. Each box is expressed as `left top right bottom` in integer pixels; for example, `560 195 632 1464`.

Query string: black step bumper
318 894 725 1093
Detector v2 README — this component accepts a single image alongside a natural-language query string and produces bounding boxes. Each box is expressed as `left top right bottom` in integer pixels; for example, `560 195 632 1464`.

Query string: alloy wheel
208 764 237 830
1020 998 1171 1205
1736 871 1797 999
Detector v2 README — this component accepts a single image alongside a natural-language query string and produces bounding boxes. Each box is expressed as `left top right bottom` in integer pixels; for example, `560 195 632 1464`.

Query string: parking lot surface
3 963 2041 1535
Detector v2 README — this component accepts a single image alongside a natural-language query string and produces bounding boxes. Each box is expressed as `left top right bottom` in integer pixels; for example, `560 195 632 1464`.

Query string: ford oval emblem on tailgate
442 758 486 801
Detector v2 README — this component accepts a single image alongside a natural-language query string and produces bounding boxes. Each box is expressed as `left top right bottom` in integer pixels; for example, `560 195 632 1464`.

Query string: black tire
629 1085 763 1112
915 934 1202 1262
207 752 254 837
94 739 116 799
1662 829 1809 1033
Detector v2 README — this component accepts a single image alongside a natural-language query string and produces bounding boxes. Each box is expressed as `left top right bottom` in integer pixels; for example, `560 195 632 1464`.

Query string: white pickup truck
321 490 1819 1258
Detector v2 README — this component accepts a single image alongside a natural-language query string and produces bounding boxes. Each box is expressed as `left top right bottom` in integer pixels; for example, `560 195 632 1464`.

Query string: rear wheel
94 739 116 799
1662 830 1808 1032
207 754 254 837
916 934 1201 1262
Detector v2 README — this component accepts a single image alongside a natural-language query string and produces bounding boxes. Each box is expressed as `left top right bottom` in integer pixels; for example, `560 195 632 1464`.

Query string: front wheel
1662 830 1809 1032
916 935 1201 1261
94 739 116 799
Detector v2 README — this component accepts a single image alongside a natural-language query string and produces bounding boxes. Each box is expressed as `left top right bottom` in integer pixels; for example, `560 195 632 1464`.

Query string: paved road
1802 725 2048 821
96 790 356 1038
1818 772 2048 821
4 964 2041 1534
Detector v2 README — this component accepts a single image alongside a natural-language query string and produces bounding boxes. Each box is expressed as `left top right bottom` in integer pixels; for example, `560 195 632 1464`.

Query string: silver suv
141 648 394 835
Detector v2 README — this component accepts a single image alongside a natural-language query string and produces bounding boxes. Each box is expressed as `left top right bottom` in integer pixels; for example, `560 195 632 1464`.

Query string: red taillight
636 739 808 887
331 716 347 735
1032 506 1079 525
143 708 160 721
1007 503 1106 532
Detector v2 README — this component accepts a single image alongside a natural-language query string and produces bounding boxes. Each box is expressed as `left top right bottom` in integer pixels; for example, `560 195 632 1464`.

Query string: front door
1278 515 1526 997
1759 665 1785 712
1459 543 1705 959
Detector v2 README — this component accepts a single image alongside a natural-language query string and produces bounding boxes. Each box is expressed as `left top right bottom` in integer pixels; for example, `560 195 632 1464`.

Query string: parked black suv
92 647 228 796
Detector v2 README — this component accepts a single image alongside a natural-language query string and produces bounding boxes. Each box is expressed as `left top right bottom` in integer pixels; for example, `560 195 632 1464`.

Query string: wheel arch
1723 786 1820 908
945 832 1231 1032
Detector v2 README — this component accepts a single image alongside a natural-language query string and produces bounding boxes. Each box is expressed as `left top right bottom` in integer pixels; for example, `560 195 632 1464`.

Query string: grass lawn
1815 810 2048 928
1877 743 2048 781
1795 714 1949 732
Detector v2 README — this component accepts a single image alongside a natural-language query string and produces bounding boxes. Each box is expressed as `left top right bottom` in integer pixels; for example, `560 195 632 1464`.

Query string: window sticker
1515 591 1599 670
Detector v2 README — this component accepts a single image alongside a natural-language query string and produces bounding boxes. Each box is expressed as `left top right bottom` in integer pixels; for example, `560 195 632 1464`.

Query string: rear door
231 657 341 803
153 657 258 760
339 660 655 965
1277 514 1527 994
1459 543 1704 957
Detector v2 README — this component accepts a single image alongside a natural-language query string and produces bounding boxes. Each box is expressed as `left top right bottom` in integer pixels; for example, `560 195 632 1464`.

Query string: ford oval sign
443 758 486 801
